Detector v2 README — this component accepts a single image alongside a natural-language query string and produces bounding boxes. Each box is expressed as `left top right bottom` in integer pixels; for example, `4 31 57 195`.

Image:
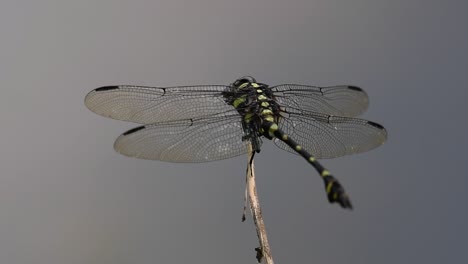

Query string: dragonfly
85 76 387 209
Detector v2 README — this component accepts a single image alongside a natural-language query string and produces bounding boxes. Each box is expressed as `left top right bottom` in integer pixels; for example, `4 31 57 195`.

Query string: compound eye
234 76 256 87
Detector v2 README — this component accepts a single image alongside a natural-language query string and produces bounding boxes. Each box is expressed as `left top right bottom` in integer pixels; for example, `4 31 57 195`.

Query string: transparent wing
271 84 369 117
114 115 248 162
273 108 387 159
85 85 233 124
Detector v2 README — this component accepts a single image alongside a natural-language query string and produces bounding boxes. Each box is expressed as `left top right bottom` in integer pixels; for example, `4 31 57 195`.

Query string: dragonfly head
233 76 257 89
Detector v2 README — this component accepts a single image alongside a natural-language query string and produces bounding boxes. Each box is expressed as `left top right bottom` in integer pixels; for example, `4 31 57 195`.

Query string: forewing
85 85 233 124
271 84 369 117
114 115 248 162
274 108 387 159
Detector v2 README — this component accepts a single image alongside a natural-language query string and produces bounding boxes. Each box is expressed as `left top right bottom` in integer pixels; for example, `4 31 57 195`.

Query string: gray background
1 0 467 263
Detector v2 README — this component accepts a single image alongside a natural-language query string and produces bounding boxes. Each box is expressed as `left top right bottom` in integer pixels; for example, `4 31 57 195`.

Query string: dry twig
244 143 274 264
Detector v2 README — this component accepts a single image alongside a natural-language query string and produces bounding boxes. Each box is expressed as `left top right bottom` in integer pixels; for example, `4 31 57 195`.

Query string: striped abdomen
263 121 353 209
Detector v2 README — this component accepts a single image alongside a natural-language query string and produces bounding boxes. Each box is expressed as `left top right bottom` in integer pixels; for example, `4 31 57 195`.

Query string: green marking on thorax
233 96 246 108
239 83 249 89
244 112 254 122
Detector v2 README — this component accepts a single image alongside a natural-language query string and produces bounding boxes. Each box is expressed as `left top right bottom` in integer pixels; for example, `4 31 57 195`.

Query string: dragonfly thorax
223 79 282 151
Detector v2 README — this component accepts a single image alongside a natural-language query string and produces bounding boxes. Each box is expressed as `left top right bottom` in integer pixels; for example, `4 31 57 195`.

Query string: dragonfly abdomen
262 121 353 209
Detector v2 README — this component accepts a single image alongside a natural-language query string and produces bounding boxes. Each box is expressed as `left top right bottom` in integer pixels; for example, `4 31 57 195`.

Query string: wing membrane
114 115 248 162
274 108 387 159
271 84 369 117
85 85 233 124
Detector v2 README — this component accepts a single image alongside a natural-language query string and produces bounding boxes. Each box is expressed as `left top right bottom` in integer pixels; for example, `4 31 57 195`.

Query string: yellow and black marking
264 121 353 209
227 78 281 151
228 76 353 209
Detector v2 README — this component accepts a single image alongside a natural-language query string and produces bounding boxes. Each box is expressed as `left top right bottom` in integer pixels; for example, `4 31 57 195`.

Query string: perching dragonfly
85 76 387 209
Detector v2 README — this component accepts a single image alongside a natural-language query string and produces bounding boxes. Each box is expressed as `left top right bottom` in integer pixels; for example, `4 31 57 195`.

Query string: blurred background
1 0 467 263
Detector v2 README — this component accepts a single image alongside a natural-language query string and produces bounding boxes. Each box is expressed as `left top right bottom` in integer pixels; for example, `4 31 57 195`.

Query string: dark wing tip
122 126 146 136
84 86 121 111
95 86 120 92
347 85 363 92
367 121 385 130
